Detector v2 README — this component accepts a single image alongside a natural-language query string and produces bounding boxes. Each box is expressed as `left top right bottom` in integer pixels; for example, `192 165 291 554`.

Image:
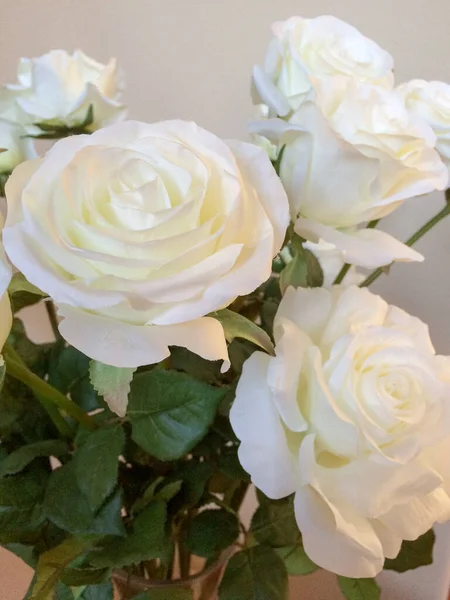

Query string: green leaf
218 452 250 482
79 583 113 600
44 462 125 536
0 465 48 510
131 479 182 516
55 582 75 600
75 427 125 512
0 360 5 392
175 461 213 507
211 309 274 355
338 577 380 600
0 440 68 477
263 276 282 301
91 501 169 568
128 370 226 461
170 347 221 384
185 509 239 558
0 373 57 444
89 361 135 417
272 144 286 177
279 234 323 294
24 573 38 600
219 545 288 600
131 590 191 600
8 273 46 312
5 542 37 567
227 339 256 375
275 545 318 576
29 537 93 600
8 272 45 298
49 347 100 412
260 298 278 340
62 566 110 586
154 480 183 503
251 497 298 547
80 105 94 128
131 477 165 514
384 529 435 573
31 106 95 138
0 468 48 541
73 588 87 600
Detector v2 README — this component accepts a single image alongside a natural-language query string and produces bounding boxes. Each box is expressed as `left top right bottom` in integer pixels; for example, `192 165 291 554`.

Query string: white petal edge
251 66 291 117
295 218 424 269
295 435 384 577
226 139 290 252
57 305 229 371
248 118 305 145
0 215 11 297
229 352 298 499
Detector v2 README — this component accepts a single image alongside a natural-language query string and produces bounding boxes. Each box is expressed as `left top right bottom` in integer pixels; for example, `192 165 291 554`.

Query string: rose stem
3 342 96 431
333 219 380 285
361 200 450 288
45 300 63 343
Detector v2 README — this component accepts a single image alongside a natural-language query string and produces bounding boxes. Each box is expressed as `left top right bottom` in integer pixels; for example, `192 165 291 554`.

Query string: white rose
251 78 448 268
252 15 394 116
399 79 450 175
0 119 36 174
230 285 450 578
0 50 126 130
3 120 289 368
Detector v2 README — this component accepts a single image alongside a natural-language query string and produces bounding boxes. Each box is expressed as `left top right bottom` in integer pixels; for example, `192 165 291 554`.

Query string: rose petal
230 352 298 498
295 217 424 268
57 304 229 370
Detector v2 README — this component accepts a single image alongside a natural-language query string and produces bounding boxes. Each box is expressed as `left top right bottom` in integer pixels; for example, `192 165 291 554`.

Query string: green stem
39 397 73 438
333 263 351 285
230 481 250 513
333 220 379 286
4 344 72 437
366 219 380 229
208 492 239 518
178 541 191 580
4 343 96 431
272 144 286 177
45 301 63 343
361 202 450 288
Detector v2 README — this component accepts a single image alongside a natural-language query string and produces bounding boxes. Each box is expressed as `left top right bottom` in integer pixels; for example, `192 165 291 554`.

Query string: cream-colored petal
295 218 424 269
226 139 290 253
230 352 299 499
57 304 229 370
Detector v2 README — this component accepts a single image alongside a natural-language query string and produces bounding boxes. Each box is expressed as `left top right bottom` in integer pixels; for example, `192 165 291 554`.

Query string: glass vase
112 548 233 600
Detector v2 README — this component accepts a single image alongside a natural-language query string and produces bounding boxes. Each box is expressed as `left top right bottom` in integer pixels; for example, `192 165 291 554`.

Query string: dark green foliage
384 529 435 572
184 509 239 558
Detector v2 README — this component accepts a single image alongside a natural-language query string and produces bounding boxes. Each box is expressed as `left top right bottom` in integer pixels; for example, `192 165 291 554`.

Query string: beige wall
1 1 450 598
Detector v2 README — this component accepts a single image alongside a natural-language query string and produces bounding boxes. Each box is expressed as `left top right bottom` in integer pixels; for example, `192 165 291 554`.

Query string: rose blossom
252 15 394 116
230 285 450 577
3 120 289 369
0 49 126 130
399 79 450 176
251 78 448 268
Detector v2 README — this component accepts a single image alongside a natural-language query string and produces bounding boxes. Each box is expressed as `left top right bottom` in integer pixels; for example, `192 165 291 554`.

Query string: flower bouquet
0 14 450 600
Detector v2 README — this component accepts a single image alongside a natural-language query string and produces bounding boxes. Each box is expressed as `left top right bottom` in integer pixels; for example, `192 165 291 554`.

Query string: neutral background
1 0 450 598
